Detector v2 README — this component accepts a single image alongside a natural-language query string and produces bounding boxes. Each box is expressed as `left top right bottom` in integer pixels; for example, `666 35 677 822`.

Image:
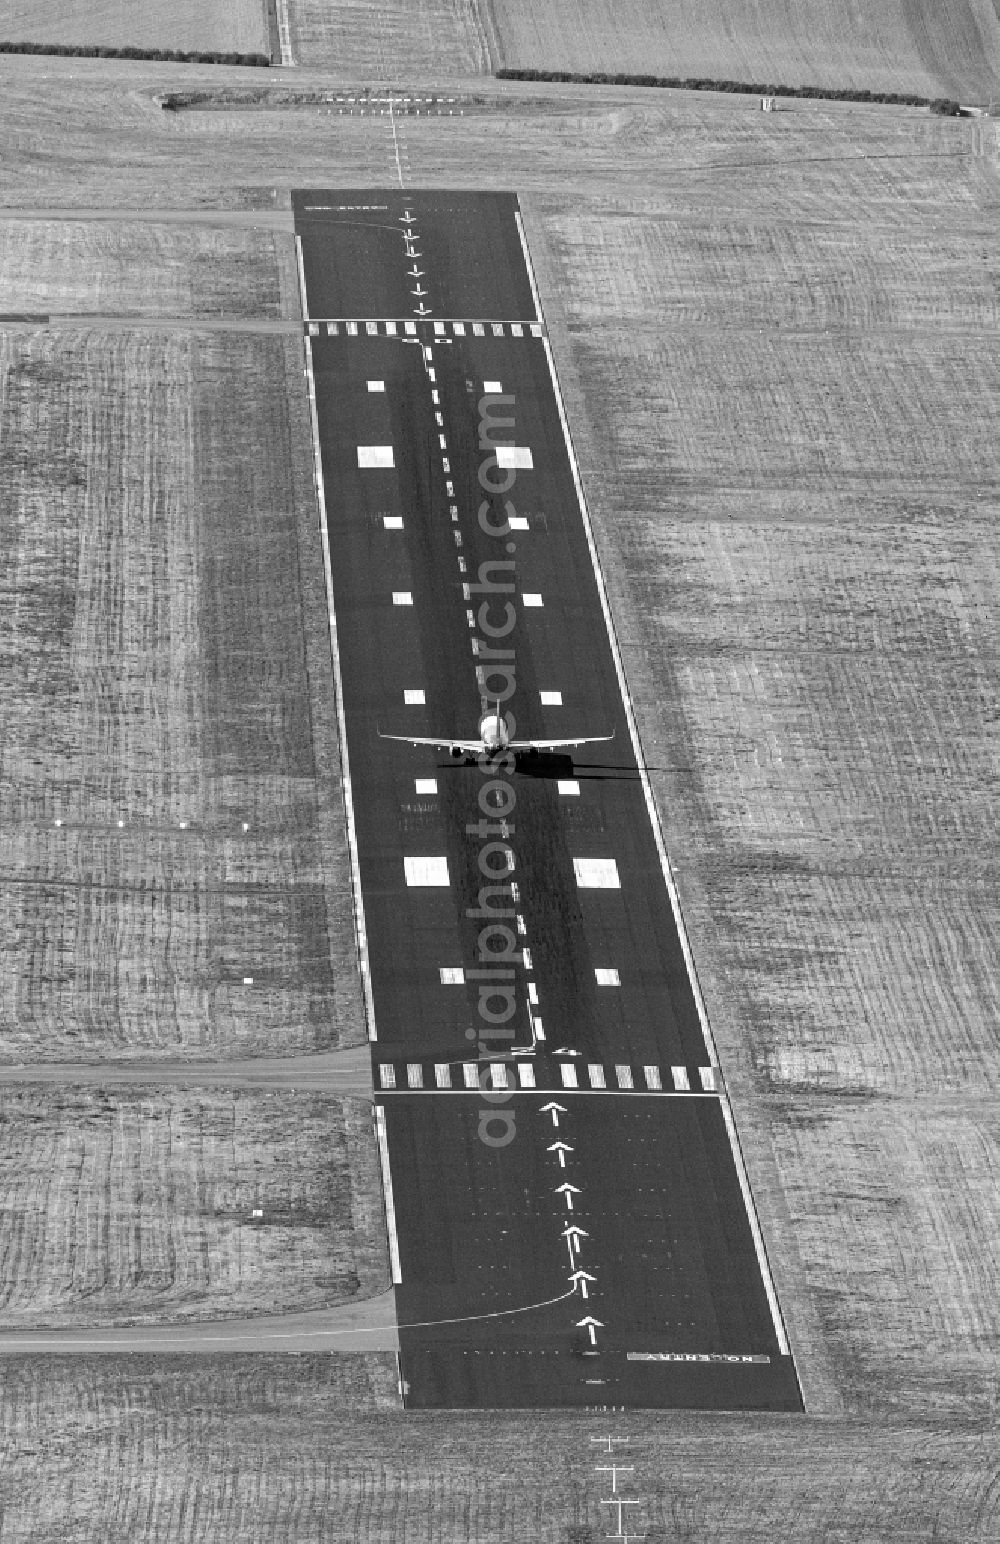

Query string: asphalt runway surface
295 189 801 1411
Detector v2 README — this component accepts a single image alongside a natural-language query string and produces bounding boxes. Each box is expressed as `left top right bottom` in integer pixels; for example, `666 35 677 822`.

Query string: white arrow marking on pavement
414 304 432 316
411 284 428 297
400 209 414 221
563 1224 588 1264
578 1315 604 1346
407 266 424 278
547 1140 573 1168
556 1182 582 1211
402 226 417 239
540 1101 568 1129
570 1269 597 1299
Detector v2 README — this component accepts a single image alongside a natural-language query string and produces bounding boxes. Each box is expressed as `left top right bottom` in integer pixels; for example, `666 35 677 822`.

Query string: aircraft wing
378 732 484 754
508 733 615 751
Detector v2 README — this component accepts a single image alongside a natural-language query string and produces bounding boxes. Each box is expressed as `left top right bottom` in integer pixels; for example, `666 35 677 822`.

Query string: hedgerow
0 40 269 66
496 67 963 114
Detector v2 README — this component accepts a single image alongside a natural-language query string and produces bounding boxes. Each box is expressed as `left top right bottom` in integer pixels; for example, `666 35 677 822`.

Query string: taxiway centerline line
388 98 406 188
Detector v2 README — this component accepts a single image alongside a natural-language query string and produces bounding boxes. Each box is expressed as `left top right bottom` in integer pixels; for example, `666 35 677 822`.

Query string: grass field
0 318 363 1060
0 1089 386 1324
491 0 1000 102
0 0 266 55
0 219 298 318
1 40 999 1540
0 1359 996 1540
287 0 493 74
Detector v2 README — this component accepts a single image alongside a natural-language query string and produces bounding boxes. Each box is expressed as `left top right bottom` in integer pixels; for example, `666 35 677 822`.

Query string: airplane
379 701 613 761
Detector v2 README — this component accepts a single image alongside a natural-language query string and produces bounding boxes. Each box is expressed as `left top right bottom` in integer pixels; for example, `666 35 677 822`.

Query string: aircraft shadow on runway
434 753 658 782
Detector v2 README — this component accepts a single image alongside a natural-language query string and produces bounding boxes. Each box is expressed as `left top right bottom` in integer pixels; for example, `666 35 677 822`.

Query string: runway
294 190 801 1410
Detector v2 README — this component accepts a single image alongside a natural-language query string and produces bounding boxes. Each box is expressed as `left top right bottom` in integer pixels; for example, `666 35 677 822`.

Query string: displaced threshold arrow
556 1182 582 1211
547 1140 573 1168
540 1101 567 1129
563 1224 588 1264
577 1314 604 1346
570 1269 597 1299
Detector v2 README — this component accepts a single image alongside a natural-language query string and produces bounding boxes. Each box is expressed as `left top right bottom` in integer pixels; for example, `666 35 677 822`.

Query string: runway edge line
297 233 379 1045
514 204 793 1362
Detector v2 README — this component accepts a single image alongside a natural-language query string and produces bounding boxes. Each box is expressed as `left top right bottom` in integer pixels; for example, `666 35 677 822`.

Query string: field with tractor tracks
0 0 265 55
0 32 999 1541
0 1089 386 1325
490 0 1000 102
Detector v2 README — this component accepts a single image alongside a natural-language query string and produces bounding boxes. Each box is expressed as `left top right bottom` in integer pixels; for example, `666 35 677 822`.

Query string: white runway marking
403 856 450 886
573 857 621 889
496 446 533 469
358 445 394 468
301 327 377 1043
375 1105 403 1284
403 688 425 704
540 689 562 705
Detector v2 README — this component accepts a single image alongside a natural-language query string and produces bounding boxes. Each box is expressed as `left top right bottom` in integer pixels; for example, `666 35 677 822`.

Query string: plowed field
0 0 265 54
288 0 493 74
0 1090 386 1325
0 323 361 1059
492 0 1000 102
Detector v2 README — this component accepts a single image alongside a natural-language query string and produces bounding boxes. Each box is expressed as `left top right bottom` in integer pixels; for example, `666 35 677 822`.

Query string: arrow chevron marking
577 1314 604 1346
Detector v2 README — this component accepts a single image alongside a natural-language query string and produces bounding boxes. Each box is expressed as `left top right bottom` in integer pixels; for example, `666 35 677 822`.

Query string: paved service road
294 189 802 1411
0 1046 373 1090
0 1291 399 1355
